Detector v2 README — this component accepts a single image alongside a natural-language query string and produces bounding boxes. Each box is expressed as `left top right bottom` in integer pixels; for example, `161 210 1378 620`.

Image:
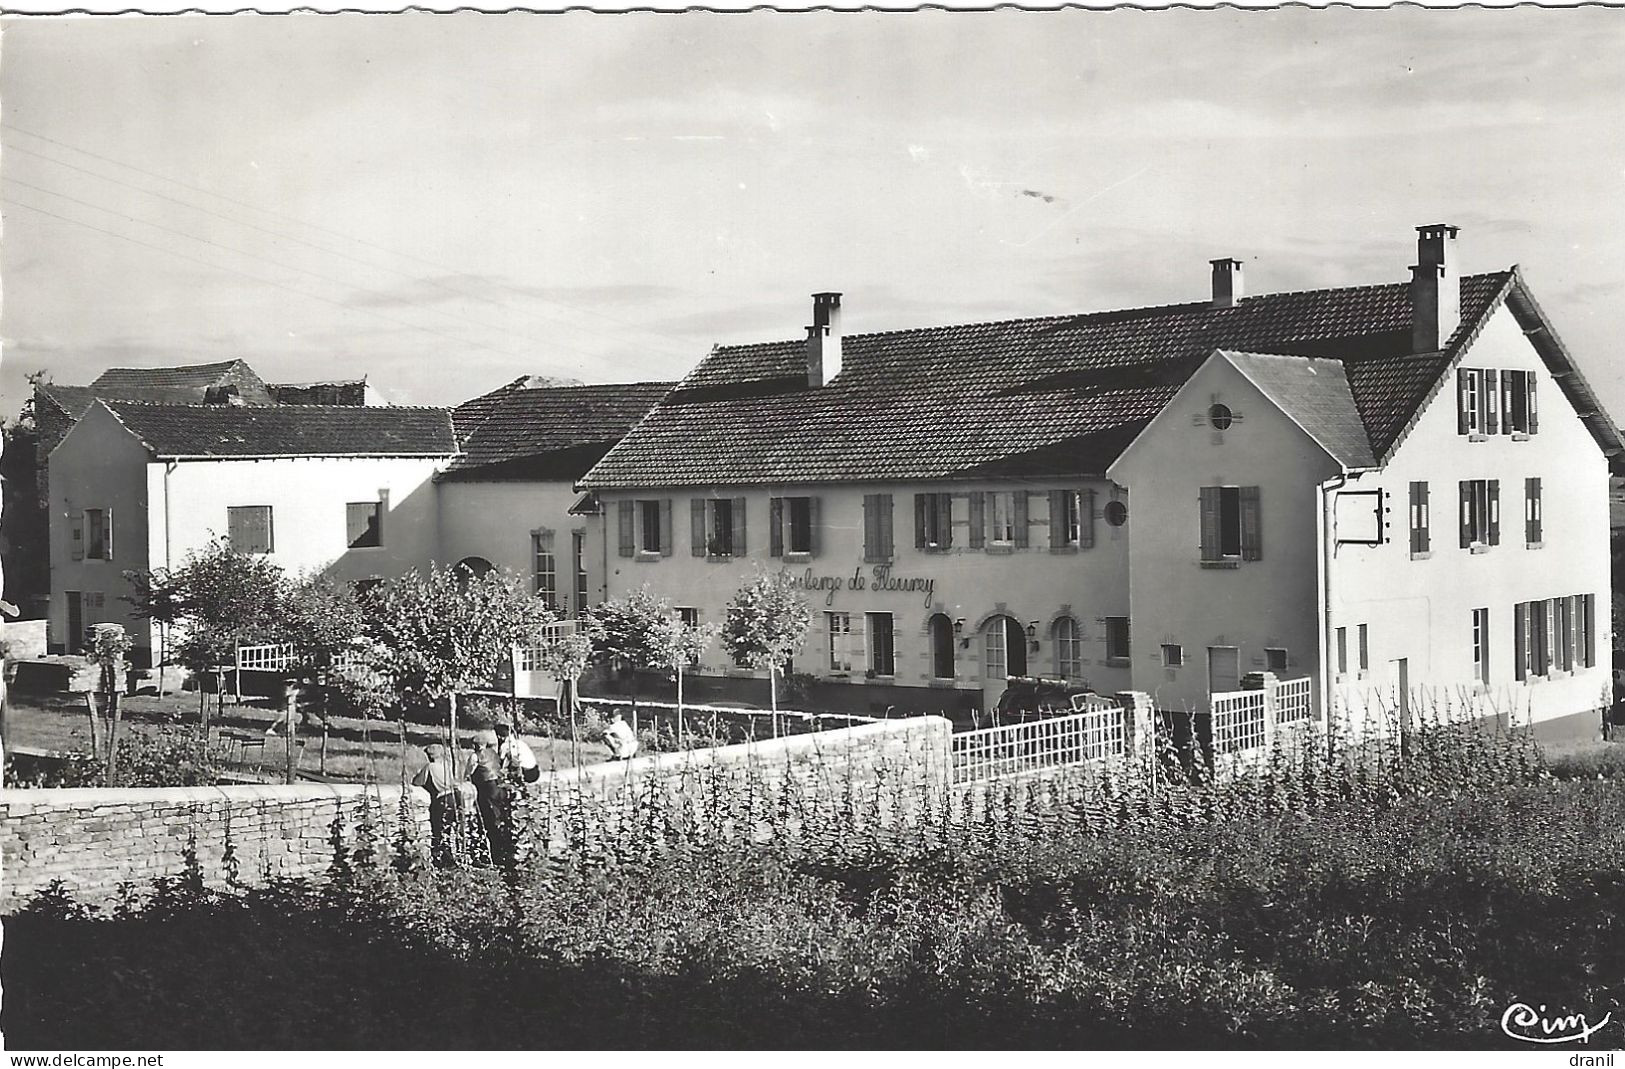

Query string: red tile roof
443 379 672 481
99 400 458 458
581 271 1524 488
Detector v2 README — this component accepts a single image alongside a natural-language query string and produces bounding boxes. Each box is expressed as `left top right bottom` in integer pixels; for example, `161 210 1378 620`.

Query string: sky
3 11 1625 417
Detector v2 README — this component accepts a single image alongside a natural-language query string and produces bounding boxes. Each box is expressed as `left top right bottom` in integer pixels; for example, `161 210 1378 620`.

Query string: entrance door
67 591 83 653
1207 646 1240 694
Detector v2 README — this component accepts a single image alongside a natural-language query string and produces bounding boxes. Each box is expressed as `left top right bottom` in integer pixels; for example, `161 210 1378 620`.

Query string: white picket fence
1211 675 1317 756
952 702 1129 784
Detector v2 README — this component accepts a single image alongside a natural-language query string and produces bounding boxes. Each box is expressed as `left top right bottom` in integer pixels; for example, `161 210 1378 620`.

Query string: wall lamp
1026 621 1041 652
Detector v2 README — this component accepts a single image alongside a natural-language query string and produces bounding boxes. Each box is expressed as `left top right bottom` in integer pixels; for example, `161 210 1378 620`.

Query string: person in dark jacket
412 742 471 867
469 729 513 868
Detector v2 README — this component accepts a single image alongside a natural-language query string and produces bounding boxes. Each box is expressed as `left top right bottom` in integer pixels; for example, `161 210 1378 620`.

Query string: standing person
412 742 471 867
493 720 539 866
602 711 639 761
469 728 513 869
494 721 540 783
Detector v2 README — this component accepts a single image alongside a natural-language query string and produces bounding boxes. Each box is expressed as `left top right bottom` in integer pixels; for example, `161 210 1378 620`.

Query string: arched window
928 613 955 679
453 556 495 588
985 615 1027 680
1054 617 1083 680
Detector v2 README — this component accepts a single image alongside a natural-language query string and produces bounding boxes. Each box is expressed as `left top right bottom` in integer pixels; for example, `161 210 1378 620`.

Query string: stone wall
0 716 952 912
0 782 427 912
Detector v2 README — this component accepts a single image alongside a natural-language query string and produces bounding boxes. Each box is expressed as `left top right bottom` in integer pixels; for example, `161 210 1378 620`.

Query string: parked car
993 675 1102 723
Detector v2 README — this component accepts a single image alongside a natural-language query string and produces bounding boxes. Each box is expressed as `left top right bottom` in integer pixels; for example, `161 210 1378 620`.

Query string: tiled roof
92 359 253 391
38 382 244 418
269 381 370 406
1221 351 1378 469
98 400 458 458
581 272 1514 488
443 380 672 481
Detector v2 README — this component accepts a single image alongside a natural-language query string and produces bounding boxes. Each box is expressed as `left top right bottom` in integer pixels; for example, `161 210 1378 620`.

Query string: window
867 612 895 676
676 608 702 664
1208 403 1234 430
532 529 557 610
1199 486 1262 562
1472 608 1490 685
84 508 111 560
621 499 669 556
826 612 854 672
1358 624 1369 673
1050 489 1094 550
1161 642 1184 668
1409 481 1431 556
913 492 950 551
1502 369 1538 435
1104 617 1130 662
1525 478 1542 546
988 492 1017 545
353 577 384 601
1054 617 1084 679
572 531 588 616
1458 479 1500 549
1104 500 1128 527
1516 600 1549 680
1265 647 1288 674
692 497 744 558
928 613 955 679
1457 368 1499 436
865 494 896 561
770 496 818 557
347 502 382 548
984 620 1008 681
1336 626 1348 676
227 505 274 554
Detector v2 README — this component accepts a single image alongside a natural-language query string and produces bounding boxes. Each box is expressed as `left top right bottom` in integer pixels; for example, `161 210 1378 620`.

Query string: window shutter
1199 487 1220 560
807 497 821 557
1240 486 1262 561
1526 371 1538 433
877 493 894 560
1583 594 1596 667
660 499 673 557
1013 491 1029 548
70 510 85 561
935 494 952 549
1501 373 1515 434
968 492 986 549
914 494 928 550
1079 489 1095 549
1048 489 1066 547
617 501 634 557
1483 369 1499 435
1544 598 1556 675
864 495 879 561
691 499 707 557
105 508 114 560
1530 478 1542 543
1487 480 1500 546
1514 601 1528 681
1458 482 1472 548
1417 482 1430 553
1456 370 1470 434
769 497 783 558
732 497 747 555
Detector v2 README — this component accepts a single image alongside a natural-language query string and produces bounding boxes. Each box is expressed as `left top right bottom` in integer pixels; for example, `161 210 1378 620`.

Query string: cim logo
1501 1002 1614 1046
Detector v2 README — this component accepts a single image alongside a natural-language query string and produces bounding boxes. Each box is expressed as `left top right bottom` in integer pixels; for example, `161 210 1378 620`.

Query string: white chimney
1410 223 1460 354
1210 258 1244 309
806 292 843 387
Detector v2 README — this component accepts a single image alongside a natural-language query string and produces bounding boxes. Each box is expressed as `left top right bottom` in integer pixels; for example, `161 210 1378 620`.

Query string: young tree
534 627 595 765
651 612 720 745
88 623 132 780
720 571 813 736
361 563 555 748
585 586 673 732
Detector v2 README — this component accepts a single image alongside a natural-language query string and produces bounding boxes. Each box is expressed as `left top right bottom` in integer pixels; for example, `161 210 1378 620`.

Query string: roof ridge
103 398 452 413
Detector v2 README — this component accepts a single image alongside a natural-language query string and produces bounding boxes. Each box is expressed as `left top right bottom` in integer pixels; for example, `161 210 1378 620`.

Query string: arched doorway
928 613 955 680
454 556 495 580
982 614 1027 709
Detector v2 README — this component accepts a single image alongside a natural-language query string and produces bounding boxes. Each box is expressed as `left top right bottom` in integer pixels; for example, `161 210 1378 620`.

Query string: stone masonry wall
1 717 952 912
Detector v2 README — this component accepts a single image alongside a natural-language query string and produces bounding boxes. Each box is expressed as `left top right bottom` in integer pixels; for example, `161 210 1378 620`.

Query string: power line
2 122 701 357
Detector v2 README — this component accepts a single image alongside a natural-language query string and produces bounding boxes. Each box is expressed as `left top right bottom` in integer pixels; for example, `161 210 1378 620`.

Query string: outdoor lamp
1027 622 1041 652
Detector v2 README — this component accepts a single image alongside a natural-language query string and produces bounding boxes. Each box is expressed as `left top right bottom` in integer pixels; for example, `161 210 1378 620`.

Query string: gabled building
47 400 458 663
580 225 1621 734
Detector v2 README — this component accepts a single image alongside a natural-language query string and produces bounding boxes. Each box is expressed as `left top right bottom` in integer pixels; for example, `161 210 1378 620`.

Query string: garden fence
952 703 1128 784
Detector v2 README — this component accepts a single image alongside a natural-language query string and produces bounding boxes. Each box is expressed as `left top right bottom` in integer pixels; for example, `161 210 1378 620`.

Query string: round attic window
1209 403 1234 430
1104 501 1128 527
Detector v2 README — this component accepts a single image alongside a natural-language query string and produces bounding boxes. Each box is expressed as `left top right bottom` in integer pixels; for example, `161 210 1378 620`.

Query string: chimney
1210 258 1244 309
1410 223 1460 354
806 292 843 387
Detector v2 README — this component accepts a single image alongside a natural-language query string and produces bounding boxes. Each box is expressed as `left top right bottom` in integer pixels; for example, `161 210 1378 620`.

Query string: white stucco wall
1109 355 1339 715
596 479 1133 709
434 479 600 616
47 405 153 653
1327 306 1612 730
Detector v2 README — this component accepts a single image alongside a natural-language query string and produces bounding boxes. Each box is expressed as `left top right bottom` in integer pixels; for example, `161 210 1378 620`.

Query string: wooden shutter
769 497 783 557
864 495 879 561
617 501 635 557
1487 480 1500 546
1501 373 1515 434
1583 594 1596 667
935 494 952 549
69 510 84 561
691 499 707 557
1013 491 1029 548
1483 369 1499 434
913 494 928 549
1527 371 1539 433
1048 489 1066 548
1458 482 1472 548
1240 486 1262 560
1079 489 1095 549
807 497 821 557
877 493 894 560
1199 487 1220 560
1513 601 1527 680
1528 478 1542 543
968 492 986 549
103 508 114 561
732 497 747 556
1456 370 1471 434
660 499 673 557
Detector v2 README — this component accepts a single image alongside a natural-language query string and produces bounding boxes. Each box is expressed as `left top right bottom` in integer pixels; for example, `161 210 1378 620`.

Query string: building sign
782 564 937 607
